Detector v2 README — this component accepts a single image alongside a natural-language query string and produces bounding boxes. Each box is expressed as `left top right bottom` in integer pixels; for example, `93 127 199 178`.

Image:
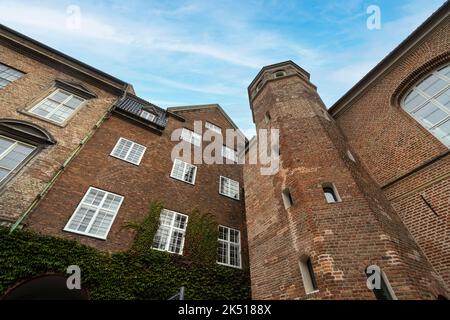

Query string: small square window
219 176 240 200
140 110 156 122
170 159 197 184
110 137 146 165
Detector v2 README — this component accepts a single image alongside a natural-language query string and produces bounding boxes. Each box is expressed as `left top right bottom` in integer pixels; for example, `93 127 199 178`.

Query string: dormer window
273 70 287 78
140 110 156 122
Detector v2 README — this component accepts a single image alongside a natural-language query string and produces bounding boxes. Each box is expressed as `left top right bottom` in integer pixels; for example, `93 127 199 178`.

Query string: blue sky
0 0 446 137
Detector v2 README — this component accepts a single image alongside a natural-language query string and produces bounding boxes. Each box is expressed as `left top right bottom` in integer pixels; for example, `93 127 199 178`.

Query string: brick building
244 3 449 299
0 2 449 300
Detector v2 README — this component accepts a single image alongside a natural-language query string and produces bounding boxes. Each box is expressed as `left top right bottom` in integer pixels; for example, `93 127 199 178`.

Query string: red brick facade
26 106 248 268
330 6 450 291
1 3 449 300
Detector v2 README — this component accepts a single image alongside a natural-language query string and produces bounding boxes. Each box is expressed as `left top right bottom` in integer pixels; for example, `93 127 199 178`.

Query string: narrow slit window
282 188 293 209
322 183 340 203
264 111 271 124
299 256 318 294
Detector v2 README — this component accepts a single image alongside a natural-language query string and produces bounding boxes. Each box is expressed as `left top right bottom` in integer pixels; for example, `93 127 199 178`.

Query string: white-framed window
402 64 450 147
110 137 146 165
152 209 188 255
217 226 241 268
170 159 197 184
222 145 237 162
205 121 222 134
0 135 35 184
140 110 156 122
0 63 24 88
29 89 85 124
180 128 202 147
219 176 240 200
64 187 124 240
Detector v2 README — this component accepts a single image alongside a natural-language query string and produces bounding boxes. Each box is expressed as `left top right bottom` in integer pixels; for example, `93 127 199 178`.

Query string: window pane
430 119 450 147
417 74 447 97
169 230 184 254
153 226 170 250
219 226 228 241
414 102 447 128
230 244 240 267
126 144 145 164
0 136 15 155
0 63 24 88
404 91 426 111
171 159 185 181
439 65 450 78
0 168 9 181
218 241 228 264
435 88 450 111
230 229 240 244
184 165 196 183
159 209 174 227
174 214 187 230
64 97 83 109
51 91 71 103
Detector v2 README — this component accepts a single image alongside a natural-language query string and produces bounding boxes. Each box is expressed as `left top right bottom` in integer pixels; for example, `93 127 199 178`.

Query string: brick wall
0 40 120 222
26 108 248 268
244 62 449 299
331 15 450 288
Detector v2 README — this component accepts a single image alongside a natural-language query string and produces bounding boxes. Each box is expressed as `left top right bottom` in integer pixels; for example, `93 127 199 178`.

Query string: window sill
17 109 68 128
306 290 320 295
217 262 242 269
219 192 240 201
63 228 108 241
170 176 196 186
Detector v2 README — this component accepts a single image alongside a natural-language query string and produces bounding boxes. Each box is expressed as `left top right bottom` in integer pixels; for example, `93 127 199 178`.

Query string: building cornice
0 24 131 95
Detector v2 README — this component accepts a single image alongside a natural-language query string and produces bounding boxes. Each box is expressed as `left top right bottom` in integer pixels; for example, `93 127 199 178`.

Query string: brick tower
243 61 449 300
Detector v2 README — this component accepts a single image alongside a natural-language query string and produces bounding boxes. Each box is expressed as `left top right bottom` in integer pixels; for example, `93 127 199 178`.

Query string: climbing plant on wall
0 202 250 300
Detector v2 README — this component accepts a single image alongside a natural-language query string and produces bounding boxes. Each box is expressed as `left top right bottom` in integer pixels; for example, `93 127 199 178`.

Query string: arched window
299 255 318 294
402 64 450 147
0 119 55 188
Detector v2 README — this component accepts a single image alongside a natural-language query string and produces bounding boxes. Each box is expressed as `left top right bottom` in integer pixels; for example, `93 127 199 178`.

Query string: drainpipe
10 84 130 233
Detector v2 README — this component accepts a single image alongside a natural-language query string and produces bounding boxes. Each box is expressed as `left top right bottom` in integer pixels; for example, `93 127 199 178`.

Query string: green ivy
0 202 250 300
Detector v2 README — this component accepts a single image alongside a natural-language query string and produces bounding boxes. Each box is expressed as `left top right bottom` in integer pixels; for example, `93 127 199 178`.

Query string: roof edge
0 24 130 92
329 1 450 117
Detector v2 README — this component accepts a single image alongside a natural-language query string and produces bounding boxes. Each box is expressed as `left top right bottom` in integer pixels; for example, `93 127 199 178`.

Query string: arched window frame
401 64 450 148
0 119 55 190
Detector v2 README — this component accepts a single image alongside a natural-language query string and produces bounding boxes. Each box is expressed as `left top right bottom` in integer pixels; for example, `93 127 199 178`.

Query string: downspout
10 84 130 233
